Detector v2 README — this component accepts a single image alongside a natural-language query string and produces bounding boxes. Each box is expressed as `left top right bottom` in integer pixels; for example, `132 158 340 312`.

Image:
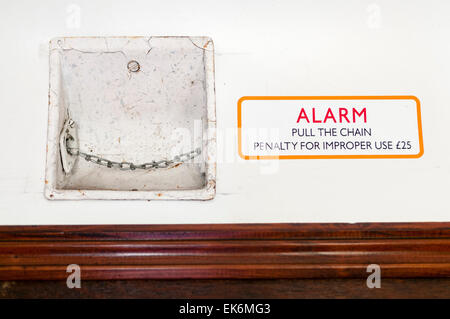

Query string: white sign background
240 98 422 157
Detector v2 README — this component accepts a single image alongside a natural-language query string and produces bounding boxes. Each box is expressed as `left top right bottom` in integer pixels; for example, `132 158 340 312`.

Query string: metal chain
67 147 202 171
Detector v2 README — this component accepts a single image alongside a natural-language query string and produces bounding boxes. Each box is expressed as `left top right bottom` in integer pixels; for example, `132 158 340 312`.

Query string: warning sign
237 96 424 159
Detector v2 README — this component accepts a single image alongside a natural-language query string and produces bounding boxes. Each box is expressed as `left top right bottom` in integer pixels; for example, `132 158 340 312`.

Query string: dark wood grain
1 279 450 299
0 223 449 280
1 223 449 241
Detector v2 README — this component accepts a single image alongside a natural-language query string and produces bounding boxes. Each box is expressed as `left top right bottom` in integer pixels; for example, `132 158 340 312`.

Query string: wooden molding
0 223 449 280
3 279 450 298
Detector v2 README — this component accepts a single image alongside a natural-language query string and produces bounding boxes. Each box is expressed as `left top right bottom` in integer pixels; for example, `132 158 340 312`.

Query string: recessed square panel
45 36 216 200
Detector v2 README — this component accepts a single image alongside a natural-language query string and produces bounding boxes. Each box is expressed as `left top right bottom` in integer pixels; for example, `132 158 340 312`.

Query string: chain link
67 147 202 171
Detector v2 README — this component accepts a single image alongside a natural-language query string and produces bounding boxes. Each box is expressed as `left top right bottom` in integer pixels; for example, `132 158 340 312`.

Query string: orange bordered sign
237 96 424 160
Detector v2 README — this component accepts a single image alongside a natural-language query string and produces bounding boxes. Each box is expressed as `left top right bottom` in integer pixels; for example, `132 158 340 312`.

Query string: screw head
127 60 140 72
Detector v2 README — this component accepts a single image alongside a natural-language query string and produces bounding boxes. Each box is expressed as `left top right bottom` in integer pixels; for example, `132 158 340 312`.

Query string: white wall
0 0 449 224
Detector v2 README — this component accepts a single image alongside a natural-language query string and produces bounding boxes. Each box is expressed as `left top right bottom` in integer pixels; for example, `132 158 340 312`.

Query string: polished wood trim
0 223 449 280
1 223 449 240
